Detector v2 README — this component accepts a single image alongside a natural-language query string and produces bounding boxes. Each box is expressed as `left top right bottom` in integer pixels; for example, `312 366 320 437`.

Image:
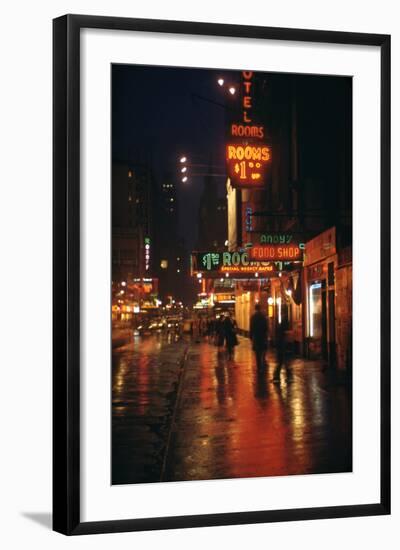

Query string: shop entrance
308 280 328 359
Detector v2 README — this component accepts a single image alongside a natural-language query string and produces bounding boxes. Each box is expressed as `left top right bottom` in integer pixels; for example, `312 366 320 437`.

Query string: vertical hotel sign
226 71 271 188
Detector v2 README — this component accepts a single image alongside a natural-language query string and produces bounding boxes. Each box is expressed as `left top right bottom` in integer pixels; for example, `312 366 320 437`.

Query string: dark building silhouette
157 173 190 304
196 170 228 251
112 160 158 318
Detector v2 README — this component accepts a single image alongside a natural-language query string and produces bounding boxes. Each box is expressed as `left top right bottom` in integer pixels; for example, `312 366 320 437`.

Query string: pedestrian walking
273 315 291 382
215 315 225 349
223 313 238 360
250 304 268 370
193 315 201 343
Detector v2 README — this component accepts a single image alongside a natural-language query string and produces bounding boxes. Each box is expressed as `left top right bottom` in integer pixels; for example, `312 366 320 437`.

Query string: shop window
309 282 322 338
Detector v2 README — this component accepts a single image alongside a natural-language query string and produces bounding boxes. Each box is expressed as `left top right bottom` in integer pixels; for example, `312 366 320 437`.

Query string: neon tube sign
226 71 271 187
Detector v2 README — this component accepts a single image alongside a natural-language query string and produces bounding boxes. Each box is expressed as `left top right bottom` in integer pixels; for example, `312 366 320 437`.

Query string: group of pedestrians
193 304 291 380
214 313 238 360
192 312 239 359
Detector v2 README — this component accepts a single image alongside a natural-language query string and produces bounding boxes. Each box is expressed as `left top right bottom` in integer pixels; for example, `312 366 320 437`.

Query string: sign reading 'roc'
191 251 278 278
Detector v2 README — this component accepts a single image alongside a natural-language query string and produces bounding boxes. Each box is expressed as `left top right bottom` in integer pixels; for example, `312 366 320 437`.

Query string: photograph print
111 64 352 486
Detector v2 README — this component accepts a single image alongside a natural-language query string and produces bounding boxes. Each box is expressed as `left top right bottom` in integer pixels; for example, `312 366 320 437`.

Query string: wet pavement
112 332 188 484
112 333 352 485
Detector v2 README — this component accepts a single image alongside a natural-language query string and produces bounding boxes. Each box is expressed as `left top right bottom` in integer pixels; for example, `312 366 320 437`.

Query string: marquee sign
226 71 271 188
214 293 236 303
191 251 278 278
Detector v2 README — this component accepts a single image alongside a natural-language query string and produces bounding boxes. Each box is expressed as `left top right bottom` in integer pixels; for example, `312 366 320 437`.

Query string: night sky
112 64 242 247
112 65 352 248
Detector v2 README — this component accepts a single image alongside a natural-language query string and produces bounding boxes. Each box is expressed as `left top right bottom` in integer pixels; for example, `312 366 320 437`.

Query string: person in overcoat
223 313 238 360
249 304 268 370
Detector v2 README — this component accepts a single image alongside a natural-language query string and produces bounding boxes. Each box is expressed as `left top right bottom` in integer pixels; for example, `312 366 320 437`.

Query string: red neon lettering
243 81 252 93
243 96 252 109
243 111 252 123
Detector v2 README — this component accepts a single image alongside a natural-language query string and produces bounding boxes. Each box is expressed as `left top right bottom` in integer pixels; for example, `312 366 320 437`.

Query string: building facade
112 161 158 320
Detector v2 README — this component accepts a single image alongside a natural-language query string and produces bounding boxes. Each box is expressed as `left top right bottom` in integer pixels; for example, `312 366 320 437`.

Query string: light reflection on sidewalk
165 335 352 482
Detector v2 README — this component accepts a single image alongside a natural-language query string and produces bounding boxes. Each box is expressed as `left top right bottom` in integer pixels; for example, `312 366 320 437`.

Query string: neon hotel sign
226 71 271 187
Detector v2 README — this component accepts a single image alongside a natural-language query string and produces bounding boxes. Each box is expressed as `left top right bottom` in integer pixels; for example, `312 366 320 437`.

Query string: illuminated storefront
111 277 159 322
303 228 337 362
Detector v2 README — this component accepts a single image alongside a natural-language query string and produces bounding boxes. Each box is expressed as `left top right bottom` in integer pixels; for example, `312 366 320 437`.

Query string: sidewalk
164 335 352 482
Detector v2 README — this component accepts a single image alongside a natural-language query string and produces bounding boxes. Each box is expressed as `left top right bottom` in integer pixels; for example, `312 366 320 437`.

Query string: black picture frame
53 14 391 535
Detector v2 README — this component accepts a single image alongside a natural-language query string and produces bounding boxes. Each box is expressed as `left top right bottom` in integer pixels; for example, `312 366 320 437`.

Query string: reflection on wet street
112 332 188 484
113 333 351 484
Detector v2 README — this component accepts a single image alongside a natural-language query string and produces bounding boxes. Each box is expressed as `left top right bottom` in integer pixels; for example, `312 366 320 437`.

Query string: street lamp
217 78 224 86
178 153 226 183
228 87 236 95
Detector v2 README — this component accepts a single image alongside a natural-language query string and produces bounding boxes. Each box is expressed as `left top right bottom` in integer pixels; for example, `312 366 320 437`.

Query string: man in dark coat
250 304 268 370
223 313 238 360
273 315 291 382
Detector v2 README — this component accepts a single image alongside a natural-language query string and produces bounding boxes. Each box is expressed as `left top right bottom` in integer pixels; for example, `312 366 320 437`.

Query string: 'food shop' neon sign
250 245 304 261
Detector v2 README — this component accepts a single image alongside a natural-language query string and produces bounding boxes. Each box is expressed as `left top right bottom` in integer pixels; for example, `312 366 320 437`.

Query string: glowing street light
217 78 224 86
228 87 236 95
